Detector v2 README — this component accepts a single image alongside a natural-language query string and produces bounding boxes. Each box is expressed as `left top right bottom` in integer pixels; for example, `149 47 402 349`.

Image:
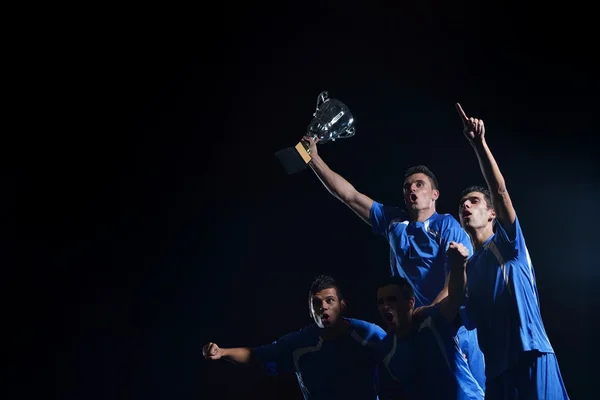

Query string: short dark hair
377 276 415 301
461 185 492 209
308 275 343 315
404 165 439 190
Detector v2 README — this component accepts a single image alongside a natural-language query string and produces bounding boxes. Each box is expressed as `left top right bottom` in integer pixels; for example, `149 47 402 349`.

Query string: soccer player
454 103 569 399
303 136 486 388
376 242 484 400
202 275 386 399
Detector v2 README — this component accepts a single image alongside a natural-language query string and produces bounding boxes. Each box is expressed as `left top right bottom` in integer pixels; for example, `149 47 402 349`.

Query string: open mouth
383 312 394 322
409 193 417 202
462 210 472 218
321 313 330 321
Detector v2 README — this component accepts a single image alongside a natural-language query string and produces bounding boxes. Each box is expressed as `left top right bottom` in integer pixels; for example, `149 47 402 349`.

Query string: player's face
377 284 413 330
403 173 439 211
459 191 495 230
311 288 345 329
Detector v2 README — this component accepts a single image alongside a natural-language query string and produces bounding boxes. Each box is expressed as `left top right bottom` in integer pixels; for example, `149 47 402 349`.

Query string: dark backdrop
14 1 598 399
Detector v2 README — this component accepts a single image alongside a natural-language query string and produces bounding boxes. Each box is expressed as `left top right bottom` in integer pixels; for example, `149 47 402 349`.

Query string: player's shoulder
492 213 525 245
299 323 323 337
288 324 320 340
434 213 461 226
374 202 408 220
415 304 441 321
348 318 386 340
348 318 379 332
275 324 322 348
416 312 441 334
431 213 464 235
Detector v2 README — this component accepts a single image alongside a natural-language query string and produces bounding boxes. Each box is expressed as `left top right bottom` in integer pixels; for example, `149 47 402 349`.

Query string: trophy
275 91 356 174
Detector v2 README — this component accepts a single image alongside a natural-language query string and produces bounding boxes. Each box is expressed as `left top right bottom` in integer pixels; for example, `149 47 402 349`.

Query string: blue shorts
486 351 569 400
457 326 486 391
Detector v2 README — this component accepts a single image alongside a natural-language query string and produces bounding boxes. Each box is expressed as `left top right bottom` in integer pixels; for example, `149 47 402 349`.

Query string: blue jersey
370 202 474 307
377 306 484 400
464 216 554 380
253 318 386 400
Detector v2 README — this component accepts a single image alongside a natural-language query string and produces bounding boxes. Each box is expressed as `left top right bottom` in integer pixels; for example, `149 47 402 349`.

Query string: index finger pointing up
455 103 468 123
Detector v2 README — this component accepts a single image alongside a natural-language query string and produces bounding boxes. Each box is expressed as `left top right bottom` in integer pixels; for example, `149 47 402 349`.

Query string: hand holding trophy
275 91 356 174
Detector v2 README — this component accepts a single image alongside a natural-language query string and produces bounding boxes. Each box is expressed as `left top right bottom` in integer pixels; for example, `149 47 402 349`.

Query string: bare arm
456 103 516 227
413 276 449 318
432 219 474 306
431 275 449 305
439 242 468 321
305 137 374 224
203 343 256 365
470 139 516 227
221 347 255 364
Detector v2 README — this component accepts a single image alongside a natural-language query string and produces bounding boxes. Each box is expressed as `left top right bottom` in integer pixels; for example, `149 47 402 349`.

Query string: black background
13 1 598 398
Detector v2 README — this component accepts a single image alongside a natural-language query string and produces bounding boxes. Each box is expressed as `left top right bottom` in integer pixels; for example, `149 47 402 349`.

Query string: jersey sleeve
252 329 307 375
440 215 474 276
351 320 387 348
493 215 526 259
370 201 406 237
364 321 387 344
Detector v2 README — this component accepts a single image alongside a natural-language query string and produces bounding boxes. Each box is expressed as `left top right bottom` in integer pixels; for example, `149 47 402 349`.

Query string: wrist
469 137 486 150
309 154 322 166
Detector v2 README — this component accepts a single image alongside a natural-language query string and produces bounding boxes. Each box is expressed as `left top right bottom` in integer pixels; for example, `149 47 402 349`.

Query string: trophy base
275 142 312 175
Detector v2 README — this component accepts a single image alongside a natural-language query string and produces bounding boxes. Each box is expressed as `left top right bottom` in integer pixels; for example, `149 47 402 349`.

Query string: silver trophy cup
305 91 355 146
275 91 356 174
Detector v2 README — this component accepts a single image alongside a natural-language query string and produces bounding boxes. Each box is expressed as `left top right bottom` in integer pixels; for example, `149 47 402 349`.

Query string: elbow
338 187 358 204
493 181 508 196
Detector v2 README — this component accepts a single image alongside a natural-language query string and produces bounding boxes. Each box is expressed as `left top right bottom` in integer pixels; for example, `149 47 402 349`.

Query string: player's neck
409 207 436 223
470 226 494 250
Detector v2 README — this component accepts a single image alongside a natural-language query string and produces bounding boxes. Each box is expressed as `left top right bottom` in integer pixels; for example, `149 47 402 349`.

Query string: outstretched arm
304 136 374 224
455 103 516 229
203 342 256 365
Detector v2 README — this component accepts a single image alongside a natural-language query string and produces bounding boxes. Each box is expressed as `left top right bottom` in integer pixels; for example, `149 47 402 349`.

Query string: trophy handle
337 126 356 139
314 91 329 115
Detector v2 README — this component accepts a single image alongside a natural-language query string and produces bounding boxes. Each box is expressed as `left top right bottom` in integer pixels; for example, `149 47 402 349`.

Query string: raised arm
431 218 473 306
202 342 256 365
438 242 469 321
455 103 516 228
431 275 450 306
304 136 374 224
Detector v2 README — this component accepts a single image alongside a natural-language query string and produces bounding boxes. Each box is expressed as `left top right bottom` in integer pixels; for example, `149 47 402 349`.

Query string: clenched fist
202 342 223 360
447 241 470 266
302 135 320 157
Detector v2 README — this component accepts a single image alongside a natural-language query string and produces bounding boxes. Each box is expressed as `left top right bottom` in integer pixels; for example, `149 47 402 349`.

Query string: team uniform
463 216 569 399
377 305 484 400
370 202 486 389
253 318 386 400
